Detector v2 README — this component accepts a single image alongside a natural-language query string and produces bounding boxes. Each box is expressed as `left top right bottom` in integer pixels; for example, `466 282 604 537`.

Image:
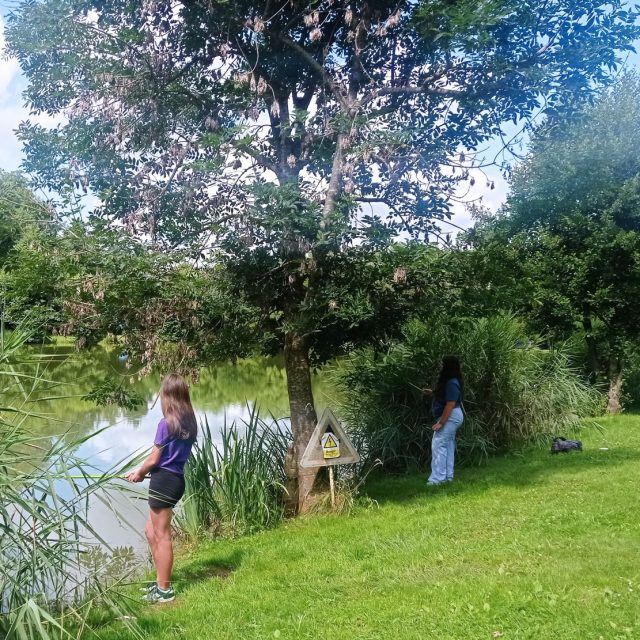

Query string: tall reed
179 407 290 539
0 321 142 640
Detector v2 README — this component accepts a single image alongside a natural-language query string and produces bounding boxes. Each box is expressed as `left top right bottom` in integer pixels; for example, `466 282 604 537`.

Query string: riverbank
99 414 639 640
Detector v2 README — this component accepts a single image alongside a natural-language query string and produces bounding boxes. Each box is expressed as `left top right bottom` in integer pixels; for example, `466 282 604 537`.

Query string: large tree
462 77 640 413
7 0 639 510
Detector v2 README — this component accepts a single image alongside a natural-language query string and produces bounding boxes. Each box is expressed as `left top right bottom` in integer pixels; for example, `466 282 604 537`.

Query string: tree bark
607 357 624 415
283 330 319 514
321 132 347 227
582 316 599 385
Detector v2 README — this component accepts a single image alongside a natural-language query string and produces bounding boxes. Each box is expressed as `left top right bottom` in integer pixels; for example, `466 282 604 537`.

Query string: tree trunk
283 330 319 514
582 316 599 385
607 357 623 414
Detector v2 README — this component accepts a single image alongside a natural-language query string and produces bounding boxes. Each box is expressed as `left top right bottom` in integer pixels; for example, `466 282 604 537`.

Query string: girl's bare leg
144 514 158 566
149 507 173 589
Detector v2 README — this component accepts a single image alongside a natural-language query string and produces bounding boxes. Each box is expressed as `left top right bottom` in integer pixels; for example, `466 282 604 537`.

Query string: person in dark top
425 356 464 485
126 374 197 604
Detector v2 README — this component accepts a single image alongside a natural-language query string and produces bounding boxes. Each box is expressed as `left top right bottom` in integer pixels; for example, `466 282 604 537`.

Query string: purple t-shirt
154 418 193 475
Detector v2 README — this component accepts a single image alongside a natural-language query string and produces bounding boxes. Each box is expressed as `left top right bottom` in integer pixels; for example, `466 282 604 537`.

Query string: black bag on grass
550 437 582 454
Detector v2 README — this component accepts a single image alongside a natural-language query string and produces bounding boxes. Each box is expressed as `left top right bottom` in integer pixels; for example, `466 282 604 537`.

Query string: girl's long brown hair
434 355 464 398
160 374 198 442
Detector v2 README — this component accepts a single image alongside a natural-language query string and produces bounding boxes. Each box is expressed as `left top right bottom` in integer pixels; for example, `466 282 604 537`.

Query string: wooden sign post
300 408 360 508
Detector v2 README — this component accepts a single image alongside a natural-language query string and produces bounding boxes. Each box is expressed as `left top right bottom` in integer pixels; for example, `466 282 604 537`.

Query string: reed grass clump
332 315 602 473
0 323 141 640
179 407 290 539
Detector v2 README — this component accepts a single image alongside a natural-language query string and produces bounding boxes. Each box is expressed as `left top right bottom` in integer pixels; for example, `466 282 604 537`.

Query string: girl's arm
433 400 457 431
125 446 162 482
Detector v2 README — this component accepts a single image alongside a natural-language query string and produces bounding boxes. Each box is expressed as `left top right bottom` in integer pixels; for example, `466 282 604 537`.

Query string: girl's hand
432 422 443 432
125 469 145 483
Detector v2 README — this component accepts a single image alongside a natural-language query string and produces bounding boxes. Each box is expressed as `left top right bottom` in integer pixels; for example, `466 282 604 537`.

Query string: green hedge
331 315 602 473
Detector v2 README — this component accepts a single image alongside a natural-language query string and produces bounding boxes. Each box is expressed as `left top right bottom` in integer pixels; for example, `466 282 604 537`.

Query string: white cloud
0 15 25 171
0 16 20 97
0 15 63 172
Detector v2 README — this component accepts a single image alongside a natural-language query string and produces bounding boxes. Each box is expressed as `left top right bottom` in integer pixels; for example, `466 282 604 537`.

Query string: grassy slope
105 415 639 640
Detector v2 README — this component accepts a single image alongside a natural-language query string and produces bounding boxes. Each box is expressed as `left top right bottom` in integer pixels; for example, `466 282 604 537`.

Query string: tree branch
279 35 349 112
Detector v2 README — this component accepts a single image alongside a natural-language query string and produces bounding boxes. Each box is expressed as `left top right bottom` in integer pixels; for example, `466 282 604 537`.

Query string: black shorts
148 468 185 509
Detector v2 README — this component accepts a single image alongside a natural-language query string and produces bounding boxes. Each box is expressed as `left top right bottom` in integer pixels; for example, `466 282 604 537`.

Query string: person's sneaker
144 586 175 604
140 581 157 594
141 585 158 602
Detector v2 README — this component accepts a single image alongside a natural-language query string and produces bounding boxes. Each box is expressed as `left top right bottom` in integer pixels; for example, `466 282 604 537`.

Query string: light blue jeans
428 407 464 485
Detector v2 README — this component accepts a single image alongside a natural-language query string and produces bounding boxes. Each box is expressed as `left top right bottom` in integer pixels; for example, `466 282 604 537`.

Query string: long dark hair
160 374 198 441
434 356 463 398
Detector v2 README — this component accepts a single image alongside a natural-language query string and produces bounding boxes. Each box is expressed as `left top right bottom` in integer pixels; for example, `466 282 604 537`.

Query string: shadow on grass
363 442 640 506
171 549 244 593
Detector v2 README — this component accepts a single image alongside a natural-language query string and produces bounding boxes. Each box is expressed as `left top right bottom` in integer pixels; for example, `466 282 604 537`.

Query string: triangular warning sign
300 407 360 468
324 434 337 449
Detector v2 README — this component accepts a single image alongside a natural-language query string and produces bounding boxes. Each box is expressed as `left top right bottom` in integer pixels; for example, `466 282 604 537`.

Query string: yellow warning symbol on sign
322 432 340 459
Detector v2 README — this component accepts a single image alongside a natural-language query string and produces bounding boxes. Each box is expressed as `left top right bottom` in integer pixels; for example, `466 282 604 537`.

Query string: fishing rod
64 474 150 481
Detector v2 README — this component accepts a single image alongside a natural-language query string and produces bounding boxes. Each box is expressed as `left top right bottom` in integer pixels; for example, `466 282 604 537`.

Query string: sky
0 9 638 232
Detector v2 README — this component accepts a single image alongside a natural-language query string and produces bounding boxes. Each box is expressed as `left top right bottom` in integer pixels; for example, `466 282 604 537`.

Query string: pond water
18 344 336 554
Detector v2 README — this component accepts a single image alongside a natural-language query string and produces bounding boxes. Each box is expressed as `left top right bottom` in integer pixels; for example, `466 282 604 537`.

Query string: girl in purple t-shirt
126 374 197 604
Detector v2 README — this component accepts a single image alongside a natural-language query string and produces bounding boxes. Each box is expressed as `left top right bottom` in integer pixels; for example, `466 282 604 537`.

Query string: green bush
179 408 290 539
621 346 640 408
331 315 602 473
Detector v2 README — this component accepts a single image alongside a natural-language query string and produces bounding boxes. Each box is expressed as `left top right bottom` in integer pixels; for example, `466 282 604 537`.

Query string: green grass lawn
103 415 640 640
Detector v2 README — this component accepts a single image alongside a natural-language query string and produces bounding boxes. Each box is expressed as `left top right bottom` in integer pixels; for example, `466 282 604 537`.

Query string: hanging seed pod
254 17 265 32
393 268 407 284
345 7 353 25
303 13 314 27
287 154 297 168
205 115 219 130
250 75 257 91
232 158 242 170
270 101 280 118
490 181 495 190
469 176 475 186
310 27 322 41
257 77 267 95
386 10 400 28
459 151 465 163
312 10 320 24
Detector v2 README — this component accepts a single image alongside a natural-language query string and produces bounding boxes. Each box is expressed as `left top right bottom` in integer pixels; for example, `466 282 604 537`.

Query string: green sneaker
145 586 175 604
140 581 157 594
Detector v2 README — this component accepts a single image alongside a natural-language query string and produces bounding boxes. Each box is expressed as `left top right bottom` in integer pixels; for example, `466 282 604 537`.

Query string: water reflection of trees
15 345 332 439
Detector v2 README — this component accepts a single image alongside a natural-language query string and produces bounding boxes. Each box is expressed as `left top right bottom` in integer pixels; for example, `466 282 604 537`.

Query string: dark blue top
431 377 462 419
154 419 193 475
